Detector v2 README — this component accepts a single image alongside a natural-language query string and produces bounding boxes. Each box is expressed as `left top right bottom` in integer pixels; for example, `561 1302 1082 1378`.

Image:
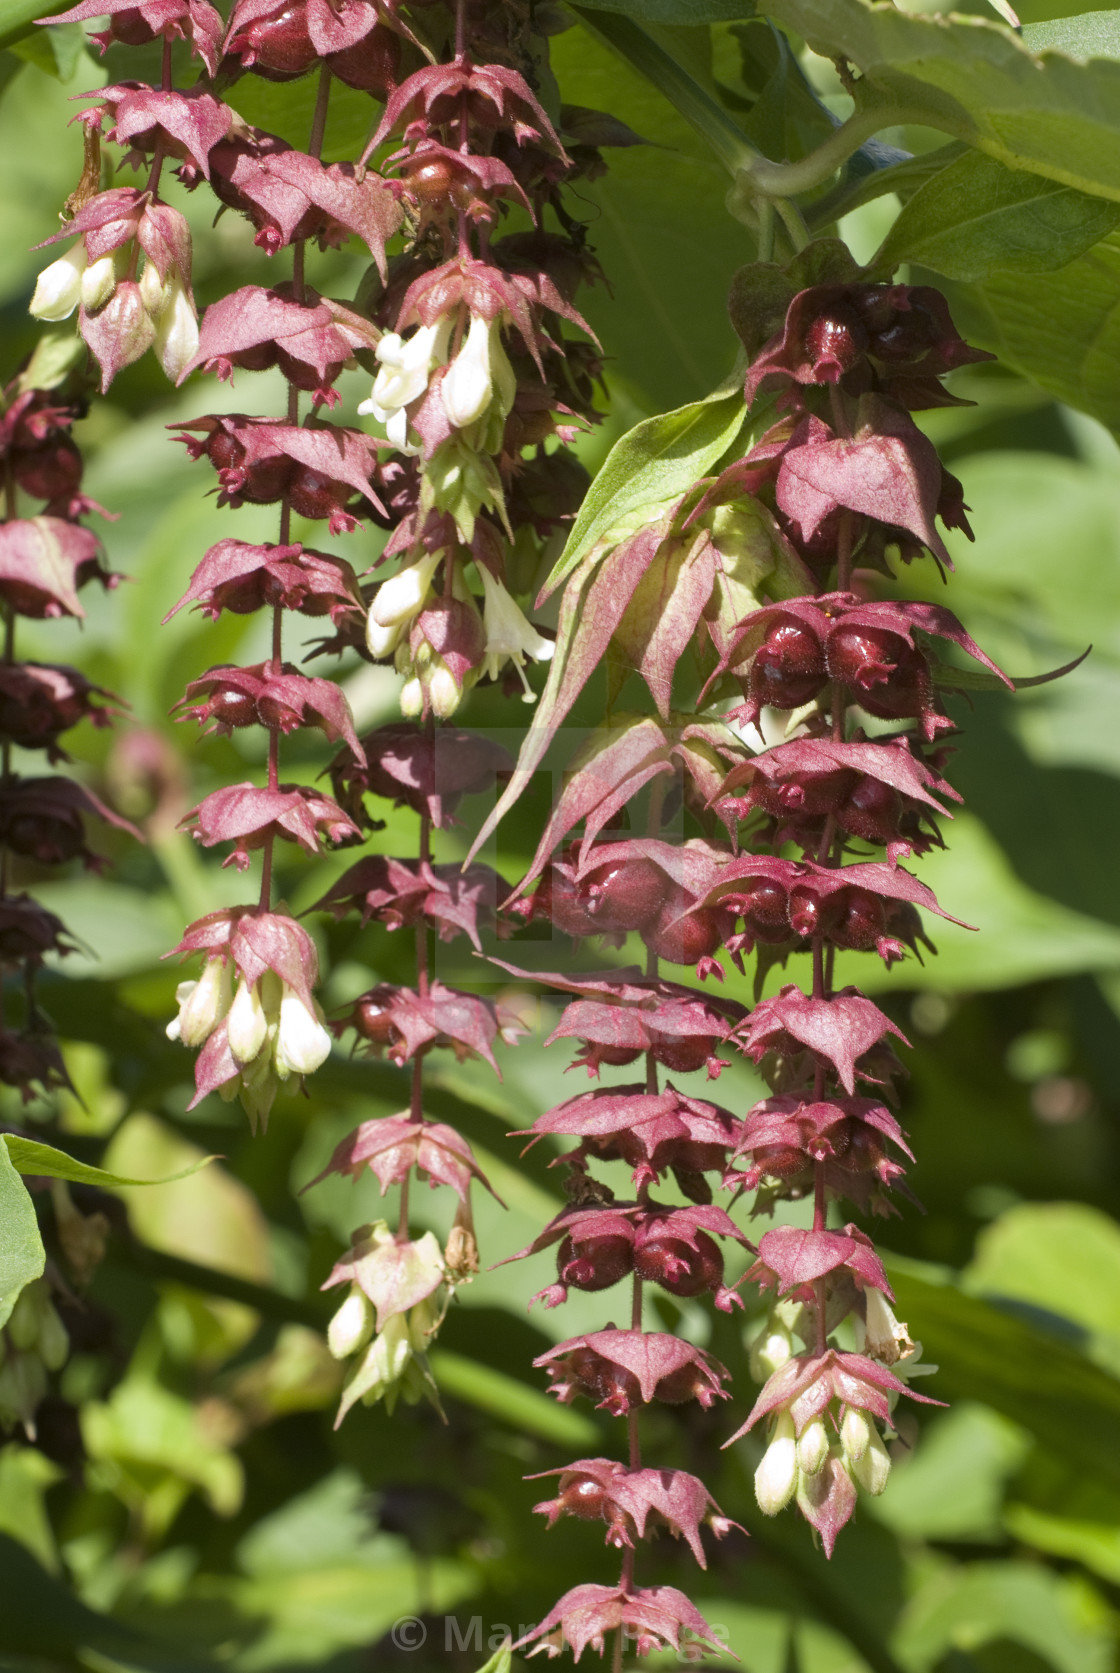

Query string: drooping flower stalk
474 241 1017 1654
0 333 137 1431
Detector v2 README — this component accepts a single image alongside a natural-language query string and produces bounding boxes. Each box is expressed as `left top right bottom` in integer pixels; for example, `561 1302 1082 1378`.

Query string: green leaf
875 148 1120 282
545 370 750 597
2 1133 218 1191
474 1643 513 1673
549 23 758 410
575 0 758 20
886 1256 1120 1496
896 1560 1112 1673
0 1138 45 1331
428 1349 599 1447
571 8 756 175
1021 13 1120 60
963 1201 1120 1376
762 0 1120 203
971 228 1120 433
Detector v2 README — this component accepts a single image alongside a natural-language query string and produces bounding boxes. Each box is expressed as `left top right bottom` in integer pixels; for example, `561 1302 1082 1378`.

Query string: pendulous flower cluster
0 338 137 1434
30 0 628 1426
484 239 1006 1655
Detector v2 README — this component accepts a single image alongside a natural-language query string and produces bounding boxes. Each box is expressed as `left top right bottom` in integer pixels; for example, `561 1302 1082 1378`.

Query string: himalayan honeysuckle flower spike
461 227 1065 1663
0 315 138 1434
29 0 626 1438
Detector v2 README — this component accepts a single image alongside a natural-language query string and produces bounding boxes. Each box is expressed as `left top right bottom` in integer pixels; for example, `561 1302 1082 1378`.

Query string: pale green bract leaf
544 369 750 598
874 147 1120 281
762 0 1120 202
473 1647 513 1673
2 1133 218 1191
0 1141 45 1331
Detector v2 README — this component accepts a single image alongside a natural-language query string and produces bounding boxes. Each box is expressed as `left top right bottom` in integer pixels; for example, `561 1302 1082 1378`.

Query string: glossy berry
645 894 723 967
583 855 670 934
227 2 318 78
633 1229 724 1298
736 879 792 944
825 624 904 693
838 776 904 845
557 1231 633 1292
803 306 868 382
749 620 827 711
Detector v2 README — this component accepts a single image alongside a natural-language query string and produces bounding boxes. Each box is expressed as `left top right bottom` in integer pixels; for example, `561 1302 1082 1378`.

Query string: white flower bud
156 275 200 383
228 979 269 1065
139 260 167 315
80 254 119 313
400 675 423 717
749 1320 793 1383
366 549 444 659
427 658 463 719
851 1424 892 1495
273 988 332 1079
171 958 232 1047
442 312 496 429
328 1285 375 1360
30 246 86 321
796 1417 830 1476
840 1405 871 1463
754 1410 797 1515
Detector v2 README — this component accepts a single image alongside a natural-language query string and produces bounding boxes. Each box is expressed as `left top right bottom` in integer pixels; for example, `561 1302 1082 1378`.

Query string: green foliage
4 4 1120 1671
762 0 1120 200
2 1132 217 1190
0 1140 44 1329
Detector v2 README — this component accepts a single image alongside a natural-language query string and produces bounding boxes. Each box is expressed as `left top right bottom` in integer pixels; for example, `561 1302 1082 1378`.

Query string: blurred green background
5 10 1120 1673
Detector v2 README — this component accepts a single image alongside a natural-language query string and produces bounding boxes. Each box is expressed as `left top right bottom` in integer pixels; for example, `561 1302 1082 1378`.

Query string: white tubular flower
30 246 86 322
359 319 451 443
328 1285 376 1360
80 254 119 313
157 274 200 383
840 1405 871 1464
851 1425 892 1495
749 1318 793 1383
274 987 332 1079
139 261 167 316
167 958 232 1046
400 675 424 717
442 312 497 429
477 566 554 698
863 1288 915 1366
428 657 464 720
228 979 269 1065
755 1409 798 1515
796 1417 830 1476
366 549 443 658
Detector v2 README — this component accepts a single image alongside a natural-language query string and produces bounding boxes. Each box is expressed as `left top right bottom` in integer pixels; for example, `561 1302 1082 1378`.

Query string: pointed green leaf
0 1139 45 1331
2 1133 218 1191
762 0 1120 202
875 148 1120 282
543 371 751 599
972 228 1120 433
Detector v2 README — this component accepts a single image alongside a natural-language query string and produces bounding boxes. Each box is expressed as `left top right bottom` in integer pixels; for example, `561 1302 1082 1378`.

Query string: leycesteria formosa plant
19 0 1087 1658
